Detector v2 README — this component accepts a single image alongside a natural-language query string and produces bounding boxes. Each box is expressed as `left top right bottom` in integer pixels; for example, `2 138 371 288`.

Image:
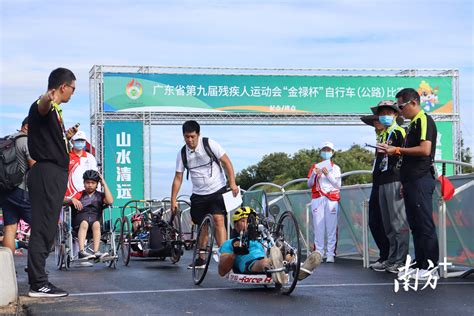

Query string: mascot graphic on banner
417 80 439 111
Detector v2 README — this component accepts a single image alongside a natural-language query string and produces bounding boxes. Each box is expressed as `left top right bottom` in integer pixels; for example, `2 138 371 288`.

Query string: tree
236 144 374 190
332 144 374 185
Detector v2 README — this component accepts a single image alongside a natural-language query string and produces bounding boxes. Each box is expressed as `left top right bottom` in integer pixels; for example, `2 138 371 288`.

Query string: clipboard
222 186 242 211
365 143 386 150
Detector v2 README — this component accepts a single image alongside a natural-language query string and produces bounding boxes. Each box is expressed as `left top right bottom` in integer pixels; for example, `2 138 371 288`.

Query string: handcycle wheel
192 214 214 285
120 217 131 266
108 218 122 268
274 211 301 295
170 211 183 264
184 223 198 250
54 224 65 270
64 253 71 270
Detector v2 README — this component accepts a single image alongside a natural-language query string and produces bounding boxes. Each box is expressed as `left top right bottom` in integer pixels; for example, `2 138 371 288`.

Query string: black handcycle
119 199 184 265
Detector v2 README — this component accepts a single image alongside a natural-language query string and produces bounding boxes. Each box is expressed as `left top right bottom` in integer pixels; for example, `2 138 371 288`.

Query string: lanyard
51 102 70 153
379 125 398 172
396 123 414 169
383 124 397 144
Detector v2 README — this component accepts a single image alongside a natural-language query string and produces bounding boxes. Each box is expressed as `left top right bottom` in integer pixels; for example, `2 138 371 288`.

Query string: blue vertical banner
104 121 144 207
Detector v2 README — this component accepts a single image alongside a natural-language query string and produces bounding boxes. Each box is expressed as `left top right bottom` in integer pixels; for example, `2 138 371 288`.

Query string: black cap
21 117 28 127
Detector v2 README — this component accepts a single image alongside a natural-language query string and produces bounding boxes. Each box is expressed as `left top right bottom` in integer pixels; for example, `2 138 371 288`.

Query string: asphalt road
6 251 474 315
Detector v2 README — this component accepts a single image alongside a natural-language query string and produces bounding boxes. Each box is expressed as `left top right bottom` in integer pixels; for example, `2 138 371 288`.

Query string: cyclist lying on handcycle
64 170 113 260
218 207 321 284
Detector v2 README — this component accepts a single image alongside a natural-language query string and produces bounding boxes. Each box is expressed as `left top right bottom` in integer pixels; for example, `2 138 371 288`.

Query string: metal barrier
116 160 472 278
242 161 473 278
437 161 474 278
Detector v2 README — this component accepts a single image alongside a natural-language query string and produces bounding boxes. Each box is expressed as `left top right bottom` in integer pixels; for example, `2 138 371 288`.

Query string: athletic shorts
73 211 101 230
2 187 32 225
190 186 227 225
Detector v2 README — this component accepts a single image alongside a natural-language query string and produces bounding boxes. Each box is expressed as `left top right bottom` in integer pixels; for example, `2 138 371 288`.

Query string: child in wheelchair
218 207 322 284
64 170 113 260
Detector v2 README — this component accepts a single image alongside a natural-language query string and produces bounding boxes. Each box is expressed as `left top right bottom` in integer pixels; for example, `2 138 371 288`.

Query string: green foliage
236 144 375 190
460 138 473 174
332 144 374 185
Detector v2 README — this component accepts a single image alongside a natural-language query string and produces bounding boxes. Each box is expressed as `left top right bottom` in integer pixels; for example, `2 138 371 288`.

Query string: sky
1 0 473 198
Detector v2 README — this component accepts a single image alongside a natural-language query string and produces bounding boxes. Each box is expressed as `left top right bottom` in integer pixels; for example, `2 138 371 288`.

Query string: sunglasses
65 84 76 93
397 99 413 110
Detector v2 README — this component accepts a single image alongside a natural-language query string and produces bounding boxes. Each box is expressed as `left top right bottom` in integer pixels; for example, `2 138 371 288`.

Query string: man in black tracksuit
27 68 78 297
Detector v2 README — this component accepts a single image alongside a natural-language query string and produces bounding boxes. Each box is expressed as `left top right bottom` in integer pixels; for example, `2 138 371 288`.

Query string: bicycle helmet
83 169 100 182
131 213 142 222
232 206 256 222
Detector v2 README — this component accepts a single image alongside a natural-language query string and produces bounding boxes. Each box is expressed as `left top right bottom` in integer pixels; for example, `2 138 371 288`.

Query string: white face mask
321 151 333 160
73 140 86 150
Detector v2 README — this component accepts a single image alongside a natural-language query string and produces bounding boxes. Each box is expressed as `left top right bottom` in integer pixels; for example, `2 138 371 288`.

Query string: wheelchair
192 204 302 295
54 205 120 269
119 199 184 265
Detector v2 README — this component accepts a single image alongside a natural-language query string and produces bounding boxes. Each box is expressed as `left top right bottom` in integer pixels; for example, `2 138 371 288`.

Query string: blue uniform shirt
220 238 266 273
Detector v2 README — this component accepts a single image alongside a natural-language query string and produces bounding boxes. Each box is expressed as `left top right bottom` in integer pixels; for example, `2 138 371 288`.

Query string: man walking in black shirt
27 68 78 297
379 88 439 280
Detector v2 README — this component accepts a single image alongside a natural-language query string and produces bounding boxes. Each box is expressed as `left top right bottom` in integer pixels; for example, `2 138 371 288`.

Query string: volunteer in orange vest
307 141 342 263
65 131 98 200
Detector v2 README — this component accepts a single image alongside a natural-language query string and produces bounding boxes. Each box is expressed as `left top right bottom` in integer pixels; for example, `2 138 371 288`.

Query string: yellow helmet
232 207 256 222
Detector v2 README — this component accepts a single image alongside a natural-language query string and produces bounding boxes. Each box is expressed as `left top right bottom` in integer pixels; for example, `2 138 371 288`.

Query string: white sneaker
370 260 387 272
326 255 335 263
417 268 439 281
298 252 322 280
212 249 220 263
270 246 288 285
397 267 417 279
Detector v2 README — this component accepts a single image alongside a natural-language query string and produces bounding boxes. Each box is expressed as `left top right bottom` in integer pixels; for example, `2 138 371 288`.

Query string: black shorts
190 186 227 225
2 187 32 225
73 211 101 230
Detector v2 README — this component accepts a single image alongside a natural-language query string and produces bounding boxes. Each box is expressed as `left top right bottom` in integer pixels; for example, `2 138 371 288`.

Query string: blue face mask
379 115 394 126
321 151 333 160
73 140 86 149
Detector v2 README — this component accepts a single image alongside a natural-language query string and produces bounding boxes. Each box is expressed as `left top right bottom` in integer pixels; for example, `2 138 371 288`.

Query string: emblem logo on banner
126 79 143 100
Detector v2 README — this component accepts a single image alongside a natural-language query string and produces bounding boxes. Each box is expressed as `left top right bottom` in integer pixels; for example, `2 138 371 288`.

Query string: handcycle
162 198 196 251
54 205 120 269
192 204 302 295
119 199 184 265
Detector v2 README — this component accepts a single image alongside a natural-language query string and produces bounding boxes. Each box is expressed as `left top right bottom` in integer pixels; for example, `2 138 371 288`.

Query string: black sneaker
94 251 108 260
187 257 206 269
28 282 69 298
79 250 95 260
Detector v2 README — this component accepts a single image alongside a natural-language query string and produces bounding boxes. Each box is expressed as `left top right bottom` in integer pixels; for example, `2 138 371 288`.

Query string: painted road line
70 282 474 297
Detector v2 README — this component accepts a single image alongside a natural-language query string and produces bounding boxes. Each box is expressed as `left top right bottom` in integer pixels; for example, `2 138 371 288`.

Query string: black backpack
180 137 222 180
0 134 27 194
